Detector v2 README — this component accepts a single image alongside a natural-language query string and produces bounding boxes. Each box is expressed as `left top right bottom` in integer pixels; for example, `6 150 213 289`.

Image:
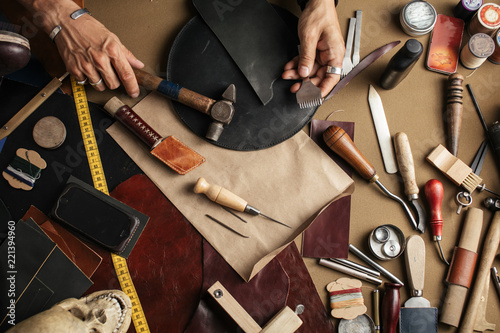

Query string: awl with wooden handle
424 179 450 265
394 132 426 233
194 177 292 228
103 97 205 175
323 125 417 230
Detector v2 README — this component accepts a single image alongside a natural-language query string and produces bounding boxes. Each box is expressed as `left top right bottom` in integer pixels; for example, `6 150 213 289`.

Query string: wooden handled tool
446 73 464 156
381 283 401 333
459 211 500 333
394 132 426 233
323 125 417 230
441 208 483 327
404 235 429 306
424 179 450 265
194 177 291 228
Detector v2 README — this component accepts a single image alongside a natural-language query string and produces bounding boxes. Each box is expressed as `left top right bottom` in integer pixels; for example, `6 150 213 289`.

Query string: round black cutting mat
166 7 319 151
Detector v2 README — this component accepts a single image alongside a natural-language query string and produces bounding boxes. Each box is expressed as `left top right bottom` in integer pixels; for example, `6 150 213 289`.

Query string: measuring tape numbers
70 76 150 333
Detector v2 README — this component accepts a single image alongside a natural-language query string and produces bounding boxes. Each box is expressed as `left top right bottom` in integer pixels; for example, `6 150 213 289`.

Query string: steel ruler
70 76 150 332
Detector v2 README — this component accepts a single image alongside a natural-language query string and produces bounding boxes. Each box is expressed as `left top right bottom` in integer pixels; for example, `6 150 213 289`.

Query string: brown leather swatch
151 135 206 174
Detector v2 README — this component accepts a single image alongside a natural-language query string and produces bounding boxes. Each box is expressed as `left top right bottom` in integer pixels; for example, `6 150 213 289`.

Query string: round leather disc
167 7 318 151
33 116 67 149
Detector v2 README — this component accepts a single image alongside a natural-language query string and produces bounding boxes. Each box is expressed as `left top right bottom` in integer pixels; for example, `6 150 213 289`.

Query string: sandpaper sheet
107 91 353 281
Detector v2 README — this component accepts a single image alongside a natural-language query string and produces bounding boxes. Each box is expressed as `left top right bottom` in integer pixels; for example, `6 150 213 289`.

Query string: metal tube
349 244 404 286
330 258 381 278
319 259 382 285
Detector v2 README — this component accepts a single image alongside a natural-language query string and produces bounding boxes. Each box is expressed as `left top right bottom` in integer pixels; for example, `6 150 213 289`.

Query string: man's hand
282 0 344 98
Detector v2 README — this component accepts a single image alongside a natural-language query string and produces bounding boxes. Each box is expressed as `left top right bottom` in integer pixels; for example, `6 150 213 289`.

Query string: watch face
463 0 482 11
404 1 437 30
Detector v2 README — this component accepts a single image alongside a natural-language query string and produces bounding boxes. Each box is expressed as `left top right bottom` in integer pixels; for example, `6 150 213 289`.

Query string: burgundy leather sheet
87 174 334 332
302 120 354 259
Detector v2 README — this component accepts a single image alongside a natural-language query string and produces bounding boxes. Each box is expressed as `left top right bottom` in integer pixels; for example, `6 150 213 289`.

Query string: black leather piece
167 7 318 151
399 307 438 333
193 0 298 106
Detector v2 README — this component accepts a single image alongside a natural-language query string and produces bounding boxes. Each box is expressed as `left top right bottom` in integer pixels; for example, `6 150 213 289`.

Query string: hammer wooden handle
194 177 248 212
323 125 378 182
134 68 216 115
394 132 419 197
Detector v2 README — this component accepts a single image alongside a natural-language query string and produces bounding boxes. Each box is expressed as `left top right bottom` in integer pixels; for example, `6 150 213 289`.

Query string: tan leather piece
446 246 478 288
151 135 206 175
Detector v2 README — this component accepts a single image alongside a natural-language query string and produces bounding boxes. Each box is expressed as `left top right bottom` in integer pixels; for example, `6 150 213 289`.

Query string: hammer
134 68 236 141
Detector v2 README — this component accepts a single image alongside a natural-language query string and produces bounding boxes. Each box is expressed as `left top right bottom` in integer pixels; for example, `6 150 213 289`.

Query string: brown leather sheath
446 246 478 288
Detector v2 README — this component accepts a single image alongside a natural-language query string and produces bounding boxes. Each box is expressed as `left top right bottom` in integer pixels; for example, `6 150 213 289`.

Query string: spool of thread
460 33 495 69
454 0 483 22
468 3 500 36
488 29 500 64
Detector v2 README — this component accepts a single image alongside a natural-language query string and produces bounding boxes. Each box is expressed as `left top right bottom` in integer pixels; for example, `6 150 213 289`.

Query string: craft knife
368 85 398 174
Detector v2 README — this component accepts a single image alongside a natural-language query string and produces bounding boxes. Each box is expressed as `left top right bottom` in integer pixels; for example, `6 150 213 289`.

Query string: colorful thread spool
326 277 367 320
488 29 500 64
2 148 46 190
468 3 500 36
460 32 495 69
454 0 483 22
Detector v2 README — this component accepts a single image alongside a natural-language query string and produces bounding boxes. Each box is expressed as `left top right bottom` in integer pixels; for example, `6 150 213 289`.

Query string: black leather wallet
51 178 139 254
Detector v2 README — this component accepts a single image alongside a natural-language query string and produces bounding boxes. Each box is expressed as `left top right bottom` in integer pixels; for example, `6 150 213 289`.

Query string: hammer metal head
206 84 236 141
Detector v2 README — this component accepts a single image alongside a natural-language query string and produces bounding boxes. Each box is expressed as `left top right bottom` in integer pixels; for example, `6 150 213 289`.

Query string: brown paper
107 92 353 281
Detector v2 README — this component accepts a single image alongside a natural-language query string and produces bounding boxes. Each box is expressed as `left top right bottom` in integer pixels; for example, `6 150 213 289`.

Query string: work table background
87 0 500 331
4 0 499 331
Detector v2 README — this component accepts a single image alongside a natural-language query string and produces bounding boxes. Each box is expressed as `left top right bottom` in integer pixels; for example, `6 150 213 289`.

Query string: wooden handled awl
323 125 417 230
194 177 292 228
446 73 464 156
394 132 426 233
424 179 450 265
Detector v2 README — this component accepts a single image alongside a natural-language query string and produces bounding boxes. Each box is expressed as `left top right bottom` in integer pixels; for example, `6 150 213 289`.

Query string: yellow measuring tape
70 76 150 332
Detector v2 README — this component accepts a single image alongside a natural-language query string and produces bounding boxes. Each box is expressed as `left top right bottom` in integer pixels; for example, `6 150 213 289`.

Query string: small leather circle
33 116 67 149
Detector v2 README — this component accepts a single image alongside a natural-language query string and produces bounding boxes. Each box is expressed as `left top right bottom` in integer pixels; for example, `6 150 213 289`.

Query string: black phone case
52 181 139 254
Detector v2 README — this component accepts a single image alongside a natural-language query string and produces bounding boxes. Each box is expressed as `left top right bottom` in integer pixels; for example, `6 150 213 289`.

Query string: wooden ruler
70 76 150 332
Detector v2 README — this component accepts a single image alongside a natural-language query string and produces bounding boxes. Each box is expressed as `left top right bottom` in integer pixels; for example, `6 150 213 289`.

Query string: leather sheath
446 246 478 288
192 0 298 106
167 7 318 151
302 119 354 259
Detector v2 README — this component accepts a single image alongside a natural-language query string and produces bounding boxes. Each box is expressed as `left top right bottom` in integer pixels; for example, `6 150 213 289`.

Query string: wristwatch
297 0 339 11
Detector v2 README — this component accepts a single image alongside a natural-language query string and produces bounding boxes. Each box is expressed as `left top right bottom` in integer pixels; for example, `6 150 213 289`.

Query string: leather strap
446 246 478 288
324 41 401 101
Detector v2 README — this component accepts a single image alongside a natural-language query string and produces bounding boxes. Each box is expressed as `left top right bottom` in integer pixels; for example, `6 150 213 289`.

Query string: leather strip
324 41 401 101
446 246 478 288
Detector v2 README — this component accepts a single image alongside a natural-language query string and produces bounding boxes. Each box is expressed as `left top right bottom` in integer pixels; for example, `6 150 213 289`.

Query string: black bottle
380 39 423 89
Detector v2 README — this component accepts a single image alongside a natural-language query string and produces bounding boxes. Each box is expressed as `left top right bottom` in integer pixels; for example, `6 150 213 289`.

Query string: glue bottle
380 39 423 90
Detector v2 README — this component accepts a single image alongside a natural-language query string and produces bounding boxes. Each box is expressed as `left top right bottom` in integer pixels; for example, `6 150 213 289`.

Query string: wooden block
261 306 302 333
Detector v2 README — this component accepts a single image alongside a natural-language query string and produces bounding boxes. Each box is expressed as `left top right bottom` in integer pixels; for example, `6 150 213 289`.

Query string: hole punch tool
194 177 292 228
323 125 418 231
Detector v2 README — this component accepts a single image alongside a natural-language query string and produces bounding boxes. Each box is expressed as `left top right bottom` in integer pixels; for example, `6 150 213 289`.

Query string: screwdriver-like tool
323 125 418 230
194 177 292 228
424 179 450 265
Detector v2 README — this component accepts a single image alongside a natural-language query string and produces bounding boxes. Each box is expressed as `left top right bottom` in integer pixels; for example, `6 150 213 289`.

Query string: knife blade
368 85 397 174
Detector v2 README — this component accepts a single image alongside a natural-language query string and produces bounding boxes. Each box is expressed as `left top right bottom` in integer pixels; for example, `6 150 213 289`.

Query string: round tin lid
402 0 437 33
368 224 406 260
338 314 375 333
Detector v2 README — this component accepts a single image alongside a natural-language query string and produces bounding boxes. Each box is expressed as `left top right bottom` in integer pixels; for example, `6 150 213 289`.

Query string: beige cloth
107 92 354 281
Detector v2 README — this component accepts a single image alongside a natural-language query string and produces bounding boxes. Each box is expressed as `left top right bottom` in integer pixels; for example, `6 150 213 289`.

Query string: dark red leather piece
85 174 203 333
0 35 30 76
302 120 354 259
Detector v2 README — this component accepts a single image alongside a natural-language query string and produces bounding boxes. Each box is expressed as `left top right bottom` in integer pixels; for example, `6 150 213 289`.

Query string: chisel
323 125 417 230
194 177 292 228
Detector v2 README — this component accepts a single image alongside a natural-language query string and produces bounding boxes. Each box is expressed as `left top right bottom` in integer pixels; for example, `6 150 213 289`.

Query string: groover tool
0 72 69 141
424 179 450 265
394 132 427 232
323 125 417 230
133 68 236 142
348 244 404 286
103 97 206 175
427 144 500 196
399 235 438 333
441 208 483 327
207 281 302 333
459 211 500 333
194 177 292 228
446 73 464 156
368 85 397 174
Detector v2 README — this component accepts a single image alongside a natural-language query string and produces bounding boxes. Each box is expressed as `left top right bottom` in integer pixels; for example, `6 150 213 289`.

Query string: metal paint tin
368 224 406 260
400 0 437 36
454 0 483 22
460 32 495 69
468 3 500 36
338 314 376 333
488 29 500 64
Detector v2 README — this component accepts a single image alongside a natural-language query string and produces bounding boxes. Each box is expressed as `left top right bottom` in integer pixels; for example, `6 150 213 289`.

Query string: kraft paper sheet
107 92 353 281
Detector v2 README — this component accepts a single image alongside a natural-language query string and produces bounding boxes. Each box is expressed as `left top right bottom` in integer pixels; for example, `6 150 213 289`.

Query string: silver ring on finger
76 78 88 85
89 78 103 86
326 66 342 75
